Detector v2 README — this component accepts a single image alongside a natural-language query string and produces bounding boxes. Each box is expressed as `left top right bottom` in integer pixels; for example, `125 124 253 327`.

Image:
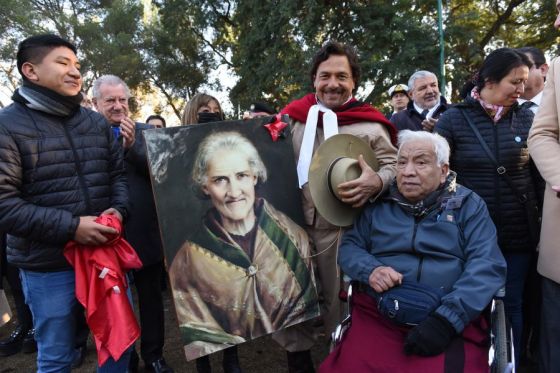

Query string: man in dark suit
390 70 449 132
92 75 172 373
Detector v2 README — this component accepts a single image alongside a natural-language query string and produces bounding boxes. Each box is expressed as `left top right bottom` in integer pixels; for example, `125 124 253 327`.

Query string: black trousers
132 261 166 364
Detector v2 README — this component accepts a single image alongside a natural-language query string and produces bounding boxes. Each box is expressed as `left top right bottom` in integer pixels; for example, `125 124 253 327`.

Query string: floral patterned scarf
470 87 509 123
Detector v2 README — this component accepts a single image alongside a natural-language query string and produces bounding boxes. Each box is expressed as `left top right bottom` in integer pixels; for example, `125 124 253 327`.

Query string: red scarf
281 93 398 145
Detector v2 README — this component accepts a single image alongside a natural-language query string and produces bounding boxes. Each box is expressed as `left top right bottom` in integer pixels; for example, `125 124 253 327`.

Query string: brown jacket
528 57 560 284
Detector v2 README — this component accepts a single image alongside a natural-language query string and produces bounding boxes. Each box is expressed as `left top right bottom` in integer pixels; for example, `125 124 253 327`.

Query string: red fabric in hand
64 214 142 366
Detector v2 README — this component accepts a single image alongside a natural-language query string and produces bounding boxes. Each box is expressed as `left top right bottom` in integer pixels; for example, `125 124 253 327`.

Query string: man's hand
120 117 136 149
102 208 123 222
404 314 456 356
368 266 403 293
337 155 382 208
74 216 118 246
552 185 560 199
421 117 437 132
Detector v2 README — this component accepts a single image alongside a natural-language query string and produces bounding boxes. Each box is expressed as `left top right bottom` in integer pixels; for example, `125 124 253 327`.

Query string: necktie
520 101 535 110
421 109 429 119
111 126 120 139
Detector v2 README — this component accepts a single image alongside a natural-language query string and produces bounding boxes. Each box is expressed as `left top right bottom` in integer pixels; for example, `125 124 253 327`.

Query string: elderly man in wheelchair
320 130 508 373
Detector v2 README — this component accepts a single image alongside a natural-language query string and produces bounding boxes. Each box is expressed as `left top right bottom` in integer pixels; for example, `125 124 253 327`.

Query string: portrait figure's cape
144 117 320 360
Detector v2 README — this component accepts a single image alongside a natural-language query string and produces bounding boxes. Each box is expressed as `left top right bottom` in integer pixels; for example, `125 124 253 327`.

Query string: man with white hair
169 131 318 362
391 71 450 132
92 75 173 373
320 130 506 371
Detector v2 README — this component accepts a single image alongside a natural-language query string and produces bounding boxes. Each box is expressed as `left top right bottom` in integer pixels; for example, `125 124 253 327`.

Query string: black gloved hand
403 313 456 356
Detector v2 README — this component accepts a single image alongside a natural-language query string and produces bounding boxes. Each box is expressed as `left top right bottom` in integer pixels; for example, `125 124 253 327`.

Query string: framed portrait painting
144 118 320 360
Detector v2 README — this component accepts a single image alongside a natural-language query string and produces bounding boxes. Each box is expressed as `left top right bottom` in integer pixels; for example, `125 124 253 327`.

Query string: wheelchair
331 283 515 373
489 288 515 373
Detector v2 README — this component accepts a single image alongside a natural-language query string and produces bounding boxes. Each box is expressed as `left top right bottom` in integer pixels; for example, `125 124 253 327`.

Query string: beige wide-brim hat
309 134 379 227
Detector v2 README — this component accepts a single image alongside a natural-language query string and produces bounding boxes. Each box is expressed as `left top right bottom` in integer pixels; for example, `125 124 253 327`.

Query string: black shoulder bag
459 109 541 247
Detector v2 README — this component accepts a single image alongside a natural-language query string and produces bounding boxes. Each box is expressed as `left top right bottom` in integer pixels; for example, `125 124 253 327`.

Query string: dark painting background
144 117 305 265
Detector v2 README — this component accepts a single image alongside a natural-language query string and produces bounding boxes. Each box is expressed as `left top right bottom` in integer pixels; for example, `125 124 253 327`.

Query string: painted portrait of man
144 120 320 360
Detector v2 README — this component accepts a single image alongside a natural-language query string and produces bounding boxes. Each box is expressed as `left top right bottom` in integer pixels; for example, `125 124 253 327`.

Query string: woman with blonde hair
181 93 224 125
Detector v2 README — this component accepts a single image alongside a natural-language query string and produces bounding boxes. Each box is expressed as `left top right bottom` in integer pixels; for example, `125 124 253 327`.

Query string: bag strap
459 109 528 204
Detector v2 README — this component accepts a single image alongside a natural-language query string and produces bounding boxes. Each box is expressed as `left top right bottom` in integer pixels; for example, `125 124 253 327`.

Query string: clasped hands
119 116 136 149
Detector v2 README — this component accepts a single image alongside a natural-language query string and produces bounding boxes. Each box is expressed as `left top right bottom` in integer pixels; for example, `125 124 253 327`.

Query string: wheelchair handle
495 287 506 298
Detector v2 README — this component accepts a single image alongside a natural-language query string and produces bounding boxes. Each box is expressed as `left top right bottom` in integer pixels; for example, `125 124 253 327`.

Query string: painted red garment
319 292 489 373
64 214 142 366
280 93 398 146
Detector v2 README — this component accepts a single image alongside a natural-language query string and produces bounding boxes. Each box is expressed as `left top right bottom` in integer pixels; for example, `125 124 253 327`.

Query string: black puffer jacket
435 97 538 253
0 102 128 270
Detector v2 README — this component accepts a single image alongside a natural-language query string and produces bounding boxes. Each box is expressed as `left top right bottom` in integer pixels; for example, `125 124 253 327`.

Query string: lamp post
437 0 446 97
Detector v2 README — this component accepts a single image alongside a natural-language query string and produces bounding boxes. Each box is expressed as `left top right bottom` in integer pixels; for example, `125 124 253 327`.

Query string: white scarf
296 100 339 187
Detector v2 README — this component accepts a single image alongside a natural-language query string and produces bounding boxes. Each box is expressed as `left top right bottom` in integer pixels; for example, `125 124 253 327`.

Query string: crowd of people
1 3 560 372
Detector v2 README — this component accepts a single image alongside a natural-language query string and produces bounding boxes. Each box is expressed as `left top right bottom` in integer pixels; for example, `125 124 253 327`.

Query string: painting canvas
144 118 320 360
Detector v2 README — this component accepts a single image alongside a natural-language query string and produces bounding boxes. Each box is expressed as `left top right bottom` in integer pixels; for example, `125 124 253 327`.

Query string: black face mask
197 112 223 124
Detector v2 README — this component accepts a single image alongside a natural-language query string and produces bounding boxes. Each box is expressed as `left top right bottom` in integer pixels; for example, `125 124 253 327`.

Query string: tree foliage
226 0 558 109
445 0 558 101
0 0 558 115
0 0 146 109
142 0 219 118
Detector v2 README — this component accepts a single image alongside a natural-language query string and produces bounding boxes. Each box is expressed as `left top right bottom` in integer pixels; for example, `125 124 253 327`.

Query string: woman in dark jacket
435 48 540 364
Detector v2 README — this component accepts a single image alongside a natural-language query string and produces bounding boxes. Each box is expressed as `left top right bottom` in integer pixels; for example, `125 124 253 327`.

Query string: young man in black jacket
0 34 129 372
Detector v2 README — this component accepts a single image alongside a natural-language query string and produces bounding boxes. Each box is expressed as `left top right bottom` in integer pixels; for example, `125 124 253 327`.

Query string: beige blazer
528 57 560 284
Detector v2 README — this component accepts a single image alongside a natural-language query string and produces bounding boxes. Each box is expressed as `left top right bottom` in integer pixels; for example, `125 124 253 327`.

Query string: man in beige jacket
277 41 397 371
527 2 560 371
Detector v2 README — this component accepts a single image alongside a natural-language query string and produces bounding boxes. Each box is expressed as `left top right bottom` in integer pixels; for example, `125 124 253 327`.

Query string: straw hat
308 134 379 227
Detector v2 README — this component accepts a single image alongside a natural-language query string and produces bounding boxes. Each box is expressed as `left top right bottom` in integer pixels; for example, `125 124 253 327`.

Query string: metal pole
437 0 446 97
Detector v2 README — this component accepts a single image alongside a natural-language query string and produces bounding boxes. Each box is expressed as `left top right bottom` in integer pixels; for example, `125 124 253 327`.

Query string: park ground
0 282 329 373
